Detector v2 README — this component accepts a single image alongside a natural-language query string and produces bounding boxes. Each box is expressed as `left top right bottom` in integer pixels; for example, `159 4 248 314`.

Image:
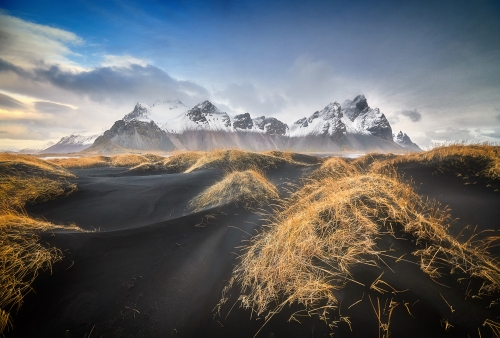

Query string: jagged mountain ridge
40 133 100 154
394 131 422 151
46 95 421 153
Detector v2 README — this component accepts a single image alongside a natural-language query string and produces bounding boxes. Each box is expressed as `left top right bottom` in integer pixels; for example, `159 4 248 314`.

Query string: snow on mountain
394 131 422 151
290 95 393 142
18 141 55 154
162 100 232 133
41 133 101 153
123 100 188 125
289 102 345 140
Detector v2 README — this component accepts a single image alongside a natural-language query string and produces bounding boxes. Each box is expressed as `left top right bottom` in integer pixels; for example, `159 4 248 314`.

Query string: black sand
8 161 500 337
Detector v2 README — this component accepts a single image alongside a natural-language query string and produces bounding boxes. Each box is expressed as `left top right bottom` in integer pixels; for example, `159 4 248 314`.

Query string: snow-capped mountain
18 141 55 154
123 100 188 124
85 119 176 153
290 102 346 140
394 131 422 151
57 95 420 153
41 133 100 153
290 95 393 141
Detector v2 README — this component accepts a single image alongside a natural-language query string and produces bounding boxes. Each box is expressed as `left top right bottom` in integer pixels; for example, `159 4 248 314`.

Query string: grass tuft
370 143 500 179
0 153 81 334
219 159 500 333
189 169 279 211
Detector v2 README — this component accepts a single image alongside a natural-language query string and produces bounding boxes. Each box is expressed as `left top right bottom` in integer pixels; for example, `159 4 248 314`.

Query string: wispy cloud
0 11 83 70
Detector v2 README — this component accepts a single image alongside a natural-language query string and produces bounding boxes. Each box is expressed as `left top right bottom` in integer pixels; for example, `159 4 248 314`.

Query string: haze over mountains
38 95 421 154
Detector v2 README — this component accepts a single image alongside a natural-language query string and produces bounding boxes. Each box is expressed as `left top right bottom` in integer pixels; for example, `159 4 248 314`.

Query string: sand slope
9 162 500 337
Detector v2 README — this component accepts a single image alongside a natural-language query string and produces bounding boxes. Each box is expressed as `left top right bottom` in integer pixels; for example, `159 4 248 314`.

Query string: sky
0 0 499 150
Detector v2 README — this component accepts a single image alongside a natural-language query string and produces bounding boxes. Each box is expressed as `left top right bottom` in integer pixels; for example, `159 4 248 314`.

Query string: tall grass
219 154 500 335
129 149 316 174
47 153 159 169
370 143 500 179
0 153 81 334
189 169 279 211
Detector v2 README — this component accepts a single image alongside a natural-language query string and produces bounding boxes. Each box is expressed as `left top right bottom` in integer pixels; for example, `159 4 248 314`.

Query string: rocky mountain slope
394 131 422 151
40 133 100 154
45 95 421 153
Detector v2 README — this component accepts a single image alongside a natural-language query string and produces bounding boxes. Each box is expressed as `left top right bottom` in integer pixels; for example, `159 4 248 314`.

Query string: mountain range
26 95 422 154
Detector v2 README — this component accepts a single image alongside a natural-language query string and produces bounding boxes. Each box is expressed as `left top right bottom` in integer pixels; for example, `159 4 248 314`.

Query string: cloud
0 12 83 70
398 109 422 122
216 82 286 116
1 60 210 107
425 128 473 142
0 124 48 140
101 54 150 68
34 101 74 114
0 92 25 109
496 115 500 122
284 54 336 105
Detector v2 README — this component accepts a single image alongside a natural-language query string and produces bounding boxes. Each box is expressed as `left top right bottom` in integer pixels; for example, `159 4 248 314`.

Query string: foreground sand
7 156 500 337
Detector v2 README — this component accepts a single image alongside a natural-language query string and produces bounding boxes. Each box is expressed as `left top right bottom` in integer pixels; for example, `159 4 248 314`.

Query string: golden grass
47 155 111 168
47 153 159 169
189 170 279 211
263 150 324 166
219 161 500 334
307 156 358 180
127 150 323 174
370 143 500 179
0 153 81 334
351 153 398 172
0 153 73 178
184 149 288 173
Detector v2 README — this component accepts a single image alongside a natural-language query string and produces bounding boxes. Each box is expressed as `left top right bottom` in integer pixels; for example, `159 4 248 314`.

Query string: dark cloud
33 64 210 106
0 92 25 109
216 83 286 115
397 109 422 122
0 58 30 77
34 101 73 114
496 115 500 122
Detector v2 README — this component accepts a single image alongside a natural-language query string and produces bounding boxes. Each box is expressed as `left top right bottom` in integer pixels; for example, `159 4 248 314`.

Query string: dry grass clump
219 166 500 332
189 170 279 211
263 151 324 165
352 153 398 172
184 150 288 173
0 154 81 334
307 156 358 180
109 154 150 167
370 143 500 179
48 155 111 168
47 153 164 169
0 176 76 211
0 153 73 178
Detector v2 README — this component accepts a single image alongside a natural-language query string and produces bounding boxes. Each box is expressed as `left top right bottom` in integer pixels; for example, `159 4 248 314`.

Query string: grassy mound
307 156 358 180
184 150 288 173
47 154 158 169
262 151 324 165
219 163 500 334
189 170 279 211
370 143 500 179
0 153 81 334
0 153 74 178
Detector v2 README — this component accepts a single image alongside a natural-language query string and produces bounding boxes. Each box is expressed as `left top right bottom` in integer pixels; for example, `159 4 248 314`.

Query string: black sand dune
9 161 500 337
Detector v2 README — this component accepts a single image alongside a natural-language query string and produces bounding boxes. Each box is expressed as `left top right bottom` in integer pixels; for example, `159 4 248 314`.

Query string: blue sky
0 0 499 149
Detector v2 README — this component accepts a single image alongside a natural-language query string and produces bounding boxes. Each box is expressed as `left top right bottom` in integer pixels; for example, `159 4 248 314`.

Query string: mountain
290 95 392 142
18 141 55 154
394 131 422 151
40 133 100 153
85 119 176 153
290 102 346 140
56 95 421 154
